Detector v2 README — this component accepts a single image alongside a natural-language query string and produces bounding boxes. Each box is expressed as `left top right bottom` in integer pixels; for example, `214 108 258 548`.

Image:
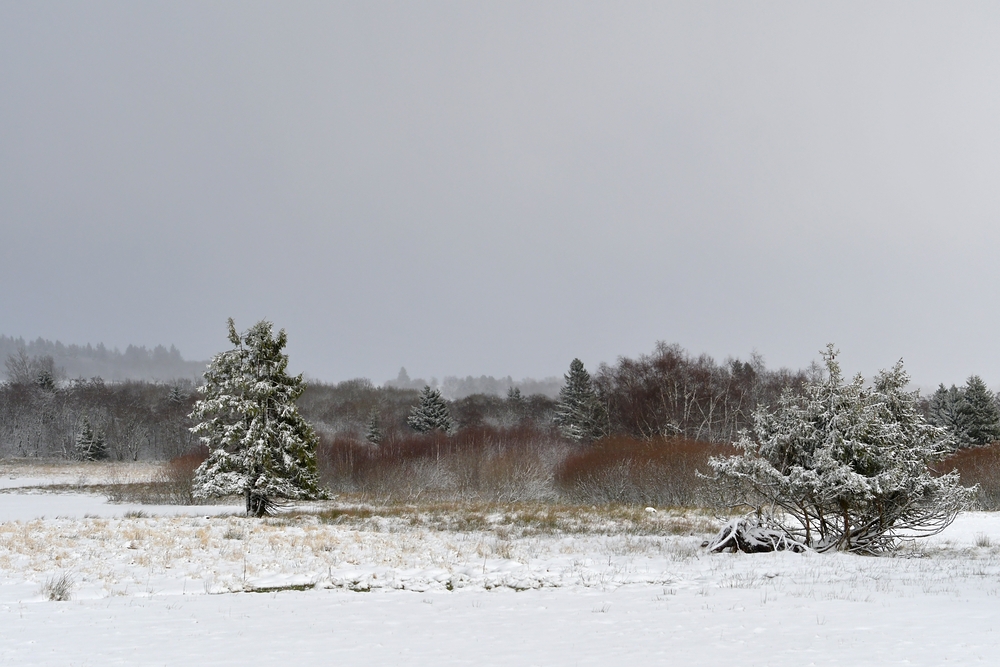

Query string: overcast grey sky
2 2 1000 387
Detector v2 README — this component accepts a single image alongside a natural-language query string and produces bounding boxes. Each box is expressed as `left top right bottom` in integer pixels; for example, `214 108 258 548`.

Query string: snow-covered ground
1 467 999 665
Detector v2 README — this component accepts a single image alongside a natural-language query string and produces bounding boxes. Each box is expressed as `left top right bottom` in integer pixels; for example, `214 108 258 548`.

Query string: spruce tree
504 386 526 425
555 358 604 443
191 319 323 517
928 383 967 442
958 375 1000 447
167 385 187 405
365 408 385 445
407 386 454 434
74 417 107 461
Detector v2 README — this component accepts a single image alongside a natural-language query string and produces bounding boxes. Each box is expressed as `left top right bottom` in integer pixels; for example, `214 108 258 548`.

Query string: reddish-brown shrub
936 444 1000 510
555 436 737 507
160 445 208 503
166 445 208 482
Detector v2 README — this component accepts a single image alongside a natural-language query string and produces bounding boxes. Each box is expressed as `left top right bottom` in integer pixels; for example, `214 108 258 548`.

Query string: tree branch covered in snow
709 345 976 553
191 319 323 516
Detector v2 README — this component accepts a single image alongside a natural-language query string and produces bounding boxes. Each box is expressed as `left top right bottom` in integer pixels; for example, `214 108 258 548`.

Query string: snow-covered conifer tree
365 408 384 445
958 375 1000 447
710 346 974 553
407 386 454 434
928 383 967 443
167 385 187 405
554 359 604 443
191 319 322 517
74 417 107 461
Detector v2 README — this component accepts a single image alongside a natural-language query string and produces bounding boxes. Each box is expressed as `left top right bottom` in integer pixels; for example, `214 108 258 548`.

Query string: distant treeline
385 367 563 399
0 334 565 398
0 374 556 461
0 339 809 461
0 335 206 383
4 336 997 507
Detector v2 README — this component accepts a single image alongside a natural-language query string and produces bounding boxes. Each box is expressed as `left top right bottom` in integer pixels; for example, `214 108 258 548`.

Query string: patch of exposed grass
247 583 316 593
306 498 717 537
222 526 245 540
316 507 376 524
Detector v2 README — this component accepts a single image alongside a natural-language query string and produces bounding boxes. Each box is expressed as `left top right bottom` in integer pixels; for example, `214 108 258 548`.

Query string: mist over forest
0 335 206 383
0 334 562 399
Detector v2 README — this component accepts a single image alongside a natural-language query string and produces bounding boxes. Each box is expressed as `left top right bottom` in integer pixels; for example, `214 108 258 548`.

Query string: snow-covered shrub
709 346 975 553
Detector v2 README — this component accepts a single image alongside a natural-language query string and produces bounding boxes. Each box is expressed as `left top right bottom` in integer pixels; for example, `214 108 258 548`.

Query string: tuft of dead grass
41 572 74 601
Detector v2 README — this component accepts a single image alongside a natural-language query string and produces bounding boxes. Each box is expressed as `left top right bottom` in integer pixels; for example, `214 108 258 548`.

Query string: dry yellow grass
0 459 165 487
0 460 736 597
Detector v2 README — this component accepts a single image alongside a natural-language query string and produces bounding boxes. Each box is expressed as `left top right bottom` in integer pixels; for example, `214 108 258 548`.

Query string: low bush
555 436 736 507
104 446 207 504
318 427 731 506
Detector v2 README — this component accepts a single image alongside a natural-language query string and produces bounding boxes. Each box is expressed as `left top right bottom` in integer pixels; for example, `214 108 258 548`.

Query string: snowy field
1 464 999 665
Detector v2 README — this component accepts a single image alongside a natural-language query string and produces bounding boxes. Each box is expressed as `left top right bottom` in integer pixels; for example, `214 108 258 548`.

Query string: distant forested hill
0 335 206 383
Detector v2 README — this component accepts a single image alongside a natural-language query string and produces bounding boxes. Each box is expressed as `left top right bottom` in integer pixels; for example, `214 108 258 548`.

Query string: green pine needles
555 358 605 443
928 376 1000 448
407 386 454 434
191 319 323 517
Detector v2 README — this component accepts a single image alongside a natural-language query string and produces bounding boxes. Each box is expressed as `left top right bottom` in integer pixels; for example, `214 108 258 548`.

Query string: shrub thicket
556 436 735 506
937 444 1000 510
318 424 566 503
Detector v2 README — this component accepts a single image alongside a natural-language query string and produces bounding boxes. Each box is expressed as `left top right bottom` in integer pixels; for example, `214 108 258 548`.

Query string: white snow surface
1 479 999 665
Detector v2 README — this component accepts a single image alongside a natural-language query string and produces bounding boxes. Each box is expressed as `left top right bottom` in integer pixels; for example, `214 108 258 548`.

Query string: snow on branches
555 358 605 443
709 345 975 554
191 319 323 517
407 386 455 434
